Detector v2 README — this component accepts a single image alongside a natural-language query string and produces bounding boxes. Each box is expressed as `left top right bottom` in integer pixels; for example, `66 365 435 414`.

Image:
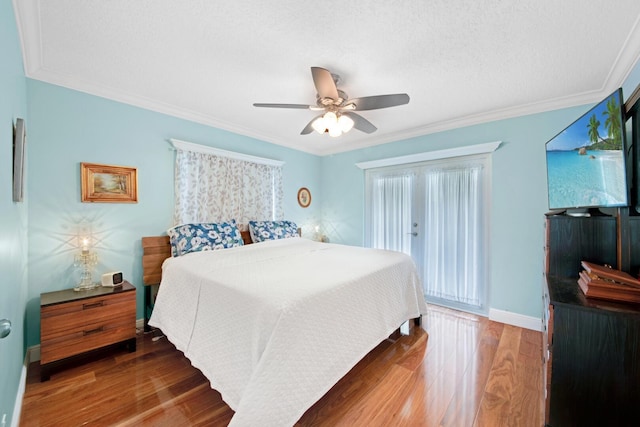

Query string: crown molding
15 0 640 157
21 62 639 158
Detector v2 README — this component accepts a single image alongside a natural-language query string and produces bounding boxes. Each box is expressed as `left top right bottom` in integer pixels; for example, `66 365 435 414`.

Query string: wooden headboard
141 230 253 286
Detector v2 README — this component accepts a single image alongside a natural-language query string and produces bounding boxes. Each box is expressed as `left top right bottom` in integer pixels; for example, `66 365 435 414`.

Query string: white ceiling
13 0 640 156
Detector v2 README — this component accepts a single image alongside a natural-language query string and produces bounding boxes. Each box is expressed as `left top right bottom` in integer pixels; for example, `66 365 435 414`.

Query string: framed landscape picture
80 162 138 203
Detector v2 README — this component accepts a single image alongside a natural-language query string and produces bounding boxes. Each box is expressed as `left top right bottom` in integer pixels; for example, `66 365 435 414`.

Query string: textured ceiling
13 0 640 155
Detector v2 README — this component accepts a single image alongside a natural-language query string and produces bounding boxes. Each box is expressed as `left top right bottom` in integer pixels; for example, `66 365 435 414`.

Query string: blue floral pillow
167 220 244 257
248 220 298 243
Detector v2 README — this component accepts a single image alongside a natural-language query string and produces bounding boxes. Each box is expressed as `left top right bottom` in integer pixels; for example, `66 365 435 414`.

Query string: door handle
0 319 11 339
407 232 418 236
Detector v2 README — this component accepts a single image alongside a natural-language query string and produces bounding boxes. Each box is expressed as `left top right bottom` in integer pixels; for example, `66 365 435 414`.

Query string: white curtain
422 164 483 306
365 158 487 312
174 149 284 226
369 172 414 255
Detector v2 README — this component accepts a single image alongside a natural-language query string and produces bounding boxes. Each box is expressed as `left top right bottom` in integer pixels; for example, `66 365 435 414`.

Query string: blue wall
320 61 640 319
0 1 28 424
25 80 322 347
623 60 640 99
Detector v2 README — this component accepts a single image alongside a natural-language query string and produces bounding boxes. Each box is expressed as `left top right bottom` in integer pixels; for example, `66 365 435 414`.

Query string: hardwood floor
20 306 543 426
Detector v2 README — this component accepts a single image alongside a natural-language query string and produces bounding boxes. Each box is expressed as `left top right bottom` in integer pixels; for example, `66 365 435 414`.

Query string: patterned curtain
174 149 284 227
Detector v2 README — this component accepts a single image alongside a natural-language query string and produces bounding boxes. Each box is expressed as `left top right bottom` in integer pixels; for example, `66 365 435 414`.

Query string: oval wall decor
297 187 311 208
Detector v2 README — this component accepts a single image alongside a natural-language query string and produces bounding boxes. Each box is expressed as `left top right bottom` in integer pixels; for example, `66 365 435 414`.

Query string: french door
365 154 489 314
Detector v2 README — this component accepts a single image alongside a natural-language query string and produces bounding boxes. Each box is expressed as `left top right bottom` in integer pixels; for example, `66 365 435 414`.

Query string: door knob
0 319 11 339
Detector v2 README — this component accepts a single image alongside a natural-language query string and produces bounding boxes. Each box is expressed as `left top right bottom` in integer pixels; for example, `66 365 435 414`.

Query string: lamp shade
338 114 354 132
328 126 342 137
311 116 326 134
324 111 337 122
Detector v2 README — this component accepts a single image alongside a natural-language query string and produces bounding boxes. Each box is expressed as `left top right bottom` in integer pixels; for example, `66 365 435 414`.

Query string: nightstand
40 281 136 381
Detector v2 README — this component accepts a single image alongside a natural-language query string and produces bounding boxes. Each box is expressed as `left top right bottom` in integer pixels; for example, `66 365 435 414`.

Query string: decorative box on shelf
578 261 640 304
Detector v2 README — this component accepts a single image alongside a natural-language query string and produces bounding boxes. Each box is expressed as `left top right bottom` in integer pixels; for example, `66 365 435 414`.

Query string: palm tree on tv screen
603 96 622 149
587 114 601 146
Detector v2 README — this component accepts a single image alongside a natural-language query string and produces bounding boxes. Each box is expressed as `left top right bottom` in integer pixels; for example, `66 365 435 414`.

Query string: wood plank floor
20 305 543 426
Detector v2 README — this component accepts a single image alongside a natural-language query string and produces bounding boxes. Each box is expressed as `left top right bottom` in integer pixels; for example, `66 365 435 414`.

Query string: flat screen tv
546 89 628 210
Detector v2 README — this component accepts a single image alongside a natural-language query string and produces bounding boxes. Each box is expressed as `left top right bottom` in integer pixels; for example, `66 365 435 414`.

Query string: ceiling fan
253 67 410 137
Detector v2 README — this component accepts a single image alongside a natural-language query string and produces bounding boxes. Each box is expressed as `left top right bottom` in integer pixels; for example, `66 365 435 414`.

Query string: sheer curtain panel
422 164 483 307
367 171 414 255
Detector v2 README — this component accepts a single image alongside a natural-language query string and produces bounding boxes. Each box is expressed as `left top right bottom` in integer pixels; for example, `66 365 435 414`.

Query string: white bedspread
149 237 428 426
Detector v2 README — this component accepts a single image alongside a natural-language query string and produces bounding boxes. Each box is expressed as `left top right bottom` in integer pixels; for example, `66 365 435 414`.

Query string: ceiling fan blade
253 103 312 109
300 115 322 135
348 93 410 111
311 67 339 101
343 112 377 134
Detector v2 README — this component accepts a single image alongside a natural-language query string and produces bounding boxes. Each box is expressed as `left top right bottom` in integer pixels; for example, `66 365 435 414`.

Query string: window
171 139 284 225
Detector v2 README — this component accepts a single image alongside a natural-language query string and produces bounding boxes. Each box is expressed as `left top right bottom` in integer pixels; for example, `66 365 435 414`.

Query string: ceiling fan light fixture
312 111 353 137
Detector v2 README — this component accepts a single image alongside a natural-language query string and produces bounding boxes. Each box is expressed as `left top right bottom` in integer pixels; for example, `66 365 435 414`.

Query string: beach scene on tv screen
546 91 627 209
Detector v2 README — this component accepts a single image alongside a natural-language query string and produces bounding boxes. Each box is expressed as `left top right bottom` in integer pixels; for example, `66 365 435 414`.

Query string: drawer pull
83 301 104 310
83 326 104 336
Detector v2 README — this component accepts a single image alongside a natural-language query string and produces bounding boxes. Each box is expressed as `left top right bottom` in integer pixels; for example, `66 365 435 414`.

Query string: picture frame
297 187 311 208
80 162 138 203
13 118 26 202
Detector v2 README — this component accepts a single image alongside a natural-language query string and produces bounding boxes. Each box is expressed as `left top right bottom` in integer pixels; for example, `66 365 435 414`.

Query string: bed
144 223 428 426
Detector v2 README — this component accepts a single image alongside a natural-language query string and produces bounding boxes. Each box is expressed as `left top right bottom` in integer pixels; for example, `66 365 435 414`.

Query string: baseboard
26 318 145 364
489 308 542 331
11 351 28 427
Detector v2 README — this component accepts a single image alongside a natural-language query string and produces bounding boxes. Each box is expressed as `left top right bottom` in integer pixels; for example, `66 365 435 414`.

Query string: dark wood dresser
544 276 640 427
544 211 640 426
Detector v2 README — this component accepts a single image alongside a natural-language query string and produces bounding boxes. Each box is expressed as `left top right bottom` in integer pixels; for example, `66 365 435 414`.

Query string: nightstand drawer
41 291 134 340
40 317 134 364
